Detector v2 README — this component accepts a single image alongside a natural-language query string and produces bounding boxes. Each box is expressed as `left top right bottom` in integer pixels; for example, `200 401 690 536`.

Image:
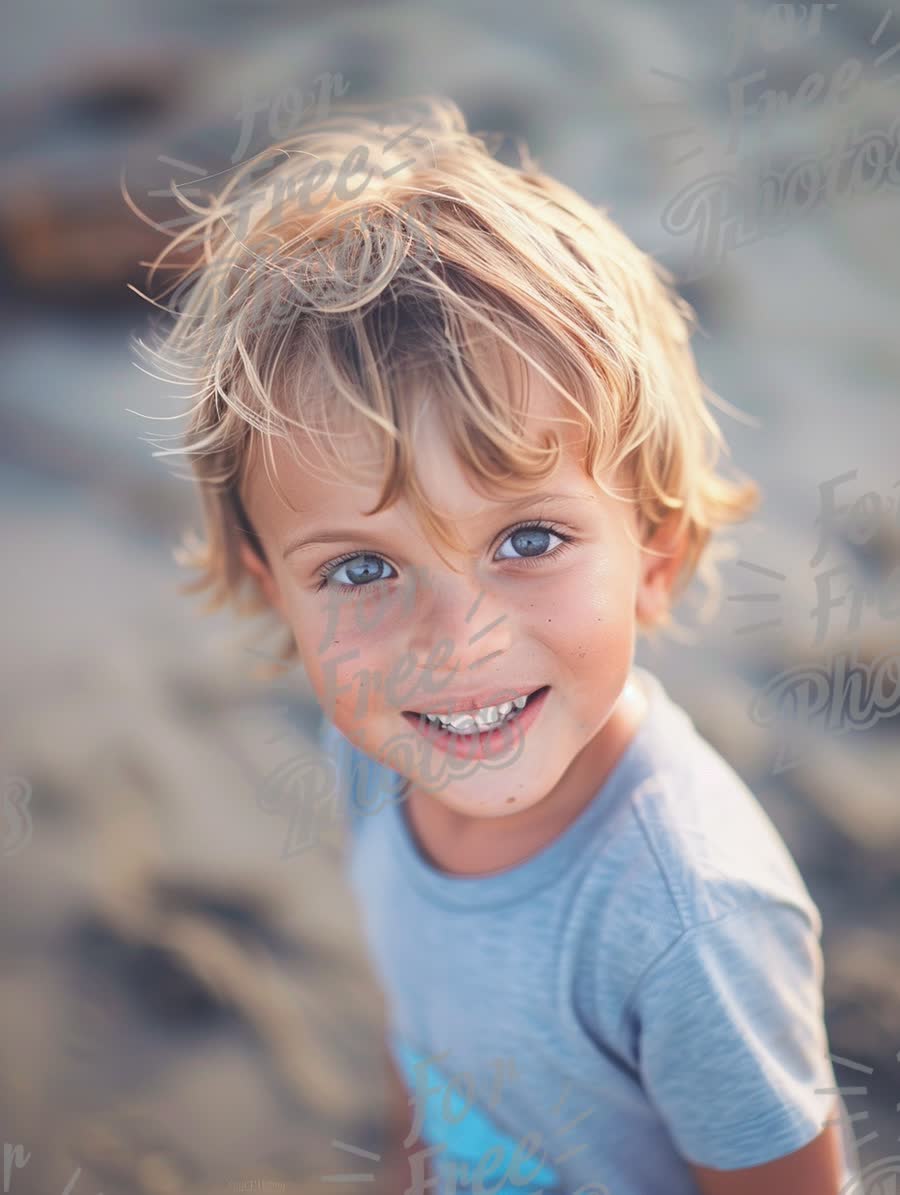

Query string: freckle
506 797 516 803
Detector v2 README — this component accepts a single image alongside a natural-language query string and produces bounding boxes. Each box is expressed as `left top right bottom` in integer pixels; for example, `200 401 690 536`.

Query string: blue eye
316 552 397 596
494 521 568 561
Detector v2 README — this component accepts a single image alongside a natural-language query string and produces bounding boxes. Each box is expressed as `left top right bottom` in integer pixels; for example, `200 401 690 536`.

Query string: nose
407 569 514 689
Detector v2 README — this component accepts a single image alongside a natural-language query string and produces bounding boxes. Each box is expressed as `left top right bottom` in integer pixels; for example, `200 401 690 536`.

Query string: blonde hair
130 93 759 673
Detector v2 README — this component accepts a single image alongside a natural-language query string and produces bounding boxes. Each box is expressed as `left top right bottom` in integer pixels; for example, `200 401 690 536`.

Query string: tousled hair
130 93 759 673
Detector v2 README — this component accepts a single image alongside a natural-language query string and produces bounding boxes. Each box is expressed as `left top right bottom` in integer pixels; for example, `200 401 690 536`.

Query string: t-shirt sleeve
629 898 835 1170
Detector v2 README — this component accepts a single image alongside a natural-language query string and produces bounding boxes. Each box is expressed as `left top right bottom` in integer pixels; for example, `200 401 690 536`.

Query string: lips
403 685 546 719
400 685 551 761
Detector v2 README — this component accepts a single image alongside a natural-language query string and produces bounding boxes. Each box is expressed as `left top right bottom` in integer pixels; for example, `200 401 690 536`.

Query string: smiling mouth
402 685 549 733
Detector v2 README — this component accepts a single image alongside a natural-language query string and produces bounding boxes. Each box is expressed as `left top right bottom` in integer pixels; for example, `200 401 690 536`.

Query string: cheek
300 583 413 655
541 554 636 641
345 586 412 637
540 557 638 703
304 650 387 743
289 591 406 729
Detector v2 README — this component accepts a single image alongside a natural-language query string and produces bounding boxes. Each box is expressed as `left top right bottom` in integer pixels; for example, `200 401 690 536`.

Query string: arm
689 1104 845 1195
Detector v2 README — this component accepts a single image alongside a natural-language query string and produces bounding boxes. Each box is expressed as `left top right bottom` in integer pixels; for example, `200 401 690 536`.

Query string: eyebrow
281 492 585 560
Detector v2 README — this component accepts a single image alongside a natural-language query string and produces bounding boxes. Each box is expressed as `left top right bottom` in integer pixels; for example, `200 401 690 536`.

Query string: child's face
241 367 682 823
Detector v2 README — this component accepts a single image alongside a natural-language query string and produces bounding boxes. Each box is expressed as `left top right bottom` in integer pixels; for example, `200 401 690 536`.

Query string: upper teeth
420 693 529 731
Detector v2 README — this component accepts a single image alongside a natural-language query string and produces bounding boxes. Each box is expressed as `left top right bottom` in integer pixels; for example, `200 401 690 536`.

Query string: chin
426 768 553 818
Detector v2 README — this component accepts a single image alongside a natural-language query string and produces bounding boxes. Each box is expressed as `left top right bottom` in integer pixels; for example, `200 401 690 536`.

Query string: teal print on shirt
394 1038 560 1193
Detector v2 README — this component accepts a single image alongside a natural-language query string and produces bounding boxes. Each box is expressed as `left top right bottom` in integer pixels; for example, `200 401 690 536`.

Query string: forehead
241 356 596 532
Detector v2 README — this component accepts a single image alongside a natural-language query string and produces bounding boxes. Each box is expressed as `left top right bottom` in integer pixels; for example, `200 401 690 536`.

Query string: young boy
142 95 860 1193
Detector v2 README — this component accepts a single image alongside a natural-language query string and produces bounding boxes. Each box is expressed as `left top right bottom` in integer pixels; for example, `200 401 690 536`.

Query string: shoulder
623 738 821 933
613 670 820 932
572 672 822 1045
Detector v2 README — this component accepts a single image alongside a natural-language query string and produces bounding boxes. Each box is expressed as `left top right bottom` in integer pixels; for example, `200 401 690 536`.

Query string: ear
239 539 287 618
635 513 689 627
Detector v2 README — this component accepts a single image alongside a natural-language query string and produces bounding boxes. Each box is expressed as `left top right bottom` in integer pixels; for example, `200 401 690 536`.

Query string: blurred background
1 0 899 1191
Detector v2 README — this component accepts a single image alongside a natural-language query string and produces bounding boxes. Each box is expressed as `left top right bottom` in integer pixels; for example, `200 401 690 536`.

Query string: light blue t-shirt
318 665 860 1194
